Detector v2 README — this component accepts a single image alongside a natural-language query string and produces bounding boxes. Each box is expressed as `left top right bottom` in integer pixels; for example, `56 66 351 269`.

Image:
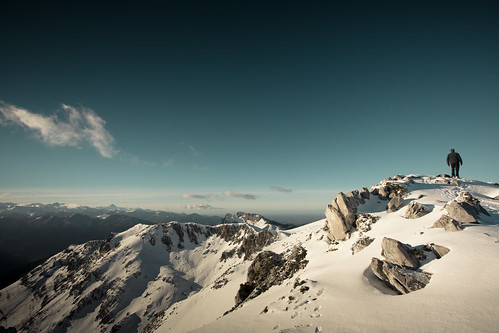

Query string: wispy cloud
0 101 116 158
189 145 200 156
223 190 257 200
162 158 174 168
182 204 220 210
271 185 292 193
181 192 220 200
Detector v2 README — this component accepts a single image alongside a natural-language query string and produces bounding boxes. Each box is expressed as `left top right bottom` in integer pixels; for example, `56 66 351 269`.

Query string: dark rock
432 215 463 231
370 258 431 294
351 236 375 255
360 187 370 200
235 283 255 304
404 201 430 219
235 246 308 306
236 230 275 260
381 237 420 269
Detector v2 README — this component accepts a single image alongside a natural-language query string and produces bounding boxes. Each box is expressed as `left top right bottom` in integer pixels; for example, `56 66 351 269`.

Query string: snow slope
1 175 498 333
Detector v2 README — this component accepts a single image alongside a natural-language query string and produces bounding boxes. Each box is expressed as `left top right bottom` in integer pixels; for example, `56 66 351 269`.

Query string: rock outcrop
432 215 463 231
444 191 489 224
370 238 450 294
351 236 374 255
429 244 450 259
381 237 420 269
233 245 308 306
324 192 360 241
370 258 432 294
404 201 430 219
387 195 405 212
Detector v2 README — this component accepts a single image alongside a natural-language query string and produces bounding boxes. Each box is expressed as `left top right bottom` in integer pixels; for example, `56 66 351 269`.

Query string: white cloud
182 204 220 210
271 185 292 193
223 190 257 200
0 101 117 158
181 192 220 200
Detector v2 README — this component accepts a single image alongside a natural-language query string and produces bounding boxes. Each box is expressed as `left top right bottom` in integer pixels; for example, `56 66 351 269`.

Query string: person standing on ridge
446 149 463 178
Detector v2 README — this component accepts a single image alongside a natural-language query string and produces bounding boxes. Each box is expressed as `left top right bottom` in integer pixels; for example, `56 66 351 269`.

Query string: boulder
494 195 499 200
381 237 420 269
444 191 489 224
429 244 450 259
324 192 359 241
404 201 430 219
370 257 432 294
387 195 405 213
432 215 463 231
444 201 477 223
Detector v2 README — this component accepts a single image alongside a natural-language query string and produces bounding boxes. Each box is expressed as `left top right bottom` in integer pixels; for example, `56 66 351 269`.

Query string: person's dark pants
451 163 460 177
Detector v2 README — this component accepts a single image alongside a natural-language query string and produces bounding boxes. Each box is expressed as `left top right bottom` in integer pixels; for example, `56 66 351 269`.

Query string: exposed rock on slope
234 245 308 306
432 215 463 231
387 195 405 212
324 191 361 241
404 201 430 219
380 237 419 269
444 191 490 223
370 238 450 294
370 258 431 294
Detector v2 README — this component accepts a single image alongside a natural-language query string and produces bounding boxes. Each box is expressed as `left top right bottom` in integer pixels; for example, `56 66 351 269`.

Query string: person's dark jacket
447 152 463 166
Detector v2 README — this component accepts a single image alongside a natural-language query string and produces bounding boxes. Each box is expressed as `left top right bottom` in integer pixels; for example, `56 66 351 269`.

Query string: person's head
450 149 455 153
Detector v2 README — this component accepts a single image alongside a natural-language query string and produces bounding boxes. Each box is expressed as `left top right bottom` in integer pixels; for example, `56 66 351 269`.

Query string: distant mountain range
0 203 294 290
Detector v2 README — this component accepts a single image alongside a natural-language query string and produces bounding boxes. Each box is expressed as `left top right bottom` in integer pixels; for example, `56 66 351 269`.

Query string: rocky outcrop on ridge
444 191 490 223
324 176 416 240
324 191 365 241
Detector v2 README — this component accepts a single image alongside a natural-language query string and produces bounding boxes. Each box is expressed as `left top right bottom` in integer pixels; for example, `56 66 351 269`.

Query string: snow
158 177 499 333
1 176 498 333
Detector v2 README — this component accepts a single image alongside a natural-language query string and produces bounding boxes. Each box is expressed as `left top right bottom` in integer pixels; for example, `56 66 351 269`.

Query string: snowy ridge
1 175 499 332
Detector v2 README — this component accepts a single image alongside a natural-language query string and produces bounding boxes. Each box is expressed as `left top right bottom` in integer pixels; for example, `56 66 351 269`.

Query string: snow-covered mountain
0 205 224 289
0 203 222 225
1 175 499 332
221 212 295 231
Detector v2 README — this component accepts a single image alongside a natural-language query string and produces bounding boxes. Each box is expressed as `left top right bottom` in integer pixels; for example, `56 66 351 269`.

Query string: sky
0 1 498 221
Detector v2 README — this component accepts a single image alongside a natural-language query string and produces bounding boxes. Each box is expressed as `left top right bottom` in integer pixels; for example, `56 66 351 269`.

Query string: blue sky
1 1 498 220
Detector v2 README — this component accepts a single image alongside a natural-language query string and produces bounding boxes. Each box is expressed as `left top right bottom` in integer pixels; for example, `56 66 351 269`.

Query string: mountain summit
1 175 498 332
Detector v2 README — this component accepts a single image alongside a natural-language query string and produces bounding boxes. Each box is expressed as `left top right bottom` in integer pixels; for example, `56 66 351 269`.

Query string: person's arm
446 154 450 166
459 154 463 165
